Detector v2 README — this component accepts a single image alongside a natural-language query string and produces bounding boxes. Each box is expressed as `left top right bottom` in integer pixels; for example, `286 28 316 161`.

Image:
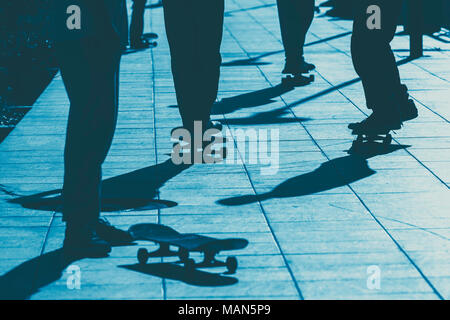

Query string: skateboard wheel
309 74 315 81
226 256 238 273
137 248 149 265
184 258 196 270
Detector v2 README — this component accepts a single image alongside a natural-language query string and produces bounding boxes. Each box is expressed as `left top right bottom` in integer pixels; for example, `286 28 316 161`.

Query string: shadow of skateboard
129 224 248 274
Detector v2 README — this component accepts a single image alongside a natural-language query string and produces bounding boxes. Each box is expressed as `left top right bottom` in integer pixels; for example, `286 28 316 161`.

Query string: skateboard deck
129 223 248 273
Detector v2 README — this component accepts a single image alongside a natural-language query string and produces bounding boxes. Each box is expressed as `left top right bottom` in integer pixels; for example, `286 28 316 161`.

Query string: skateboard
350 130 393 152
281 73 315 87
129 223 248 273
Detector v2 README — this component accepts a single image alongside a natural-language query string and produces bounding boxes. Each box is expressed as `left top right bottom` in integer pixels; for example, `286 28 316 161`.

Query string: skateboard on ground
281 73 315 87
350 129 393 152
128 223 248 273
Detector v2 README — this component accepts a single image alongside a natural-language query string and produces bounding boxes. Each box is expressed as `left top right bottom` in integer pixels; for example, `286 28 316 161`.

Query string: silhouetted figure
50 0 132 257
277 0 316 74
162 0 224 135
349 1 418 133
129 0 157 49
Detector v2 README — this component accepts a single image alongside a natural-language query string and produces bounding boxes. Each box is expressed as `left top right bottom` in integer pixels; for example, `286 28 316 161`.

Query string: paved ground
0 0 449 300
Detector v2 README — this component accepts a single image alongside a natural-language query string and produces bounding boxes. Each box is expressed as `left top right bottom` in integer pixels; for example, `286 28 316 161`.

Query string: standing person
277 0 316 76
349 0 418 133
162 0 224 150
51 0 132 257
129 0 157 49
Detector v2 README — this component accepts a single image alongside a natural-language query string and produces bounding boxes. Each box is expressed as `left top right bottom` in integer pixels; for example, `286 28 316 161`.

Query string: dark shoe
63 224 111 258
349 112 402 134
96 217 134 246
130 39 154 49
400 99 418 122
170 121 225 165
282 59 315 75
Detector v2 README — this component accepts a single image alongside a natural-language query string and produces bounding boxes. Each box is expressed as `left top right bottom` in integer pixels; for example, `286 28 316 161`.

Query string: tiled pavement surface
0 0 449 300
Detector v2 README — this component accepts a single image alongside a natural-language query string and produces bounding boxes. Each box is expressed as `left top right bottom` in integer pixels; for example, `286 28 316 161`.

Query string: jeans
162 0 224 129
56 37 121 225
351 0 405 115
130 0 148 44
277 0 315 65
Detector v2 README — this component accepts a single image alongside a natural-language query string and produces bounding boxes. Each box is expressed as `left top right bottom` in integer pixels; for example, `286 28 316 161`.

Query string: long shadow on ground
7 159 188 212
120 263 238 287
0 249 77 300
221 107 310 126
218 144 409 206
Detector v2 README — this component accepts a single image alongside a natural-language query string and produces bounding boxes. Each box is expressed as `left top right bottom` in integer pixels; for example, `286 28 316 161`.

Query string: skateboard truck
137 247 238 274
351 132 393 152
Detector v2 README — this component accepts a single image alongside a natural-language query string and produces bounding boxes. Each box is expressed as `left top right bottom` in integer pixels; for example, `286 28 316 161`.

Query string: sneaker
63 224 111 258
349 112 402 134
96 217 134 246
282 59 316 75
400 99 418 122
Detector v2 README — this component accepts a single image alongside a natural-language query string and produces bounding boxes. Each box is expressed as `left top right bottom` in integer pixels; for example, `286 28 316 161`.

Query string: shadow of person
221 32 352 67
218 144 409 206
0 249 77 300
222 107 310 126
120 263 238 287
211 84 295 115
8 159 189 213
222 59 272 67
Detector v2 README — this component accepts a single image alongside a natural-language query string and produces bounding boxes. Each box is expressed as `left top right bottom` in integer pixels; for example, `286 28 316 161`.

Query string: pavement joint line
225 0 307 299
231 0 445 300
312 69 450 188
1 0 448 299
410 96 449 123
148 7 167 300
30 212 56 295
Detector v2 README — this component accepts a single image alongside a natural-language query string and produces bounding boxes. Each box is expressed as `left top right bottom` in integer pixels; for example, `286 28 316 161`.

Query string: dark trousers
130 0 148 44
55 38 121 225
351 0 404 115
277 0 315 64
162 0 224 129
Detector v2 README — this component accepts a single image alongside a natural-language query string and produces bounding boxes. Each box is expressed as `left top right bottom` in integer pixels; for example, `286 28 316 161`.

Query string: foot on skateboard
130 38 157 50
348 112 401 152
281 73 315 87
281 59 315 87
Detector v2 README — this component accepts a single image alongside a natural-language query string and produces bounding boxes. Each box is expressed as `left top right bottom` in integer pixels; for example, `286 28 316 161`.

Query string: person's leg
192 0 224 127
130 0 148 45
56 37 122 255
351 0 403 119
162 0 198 129
277 0 315 72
